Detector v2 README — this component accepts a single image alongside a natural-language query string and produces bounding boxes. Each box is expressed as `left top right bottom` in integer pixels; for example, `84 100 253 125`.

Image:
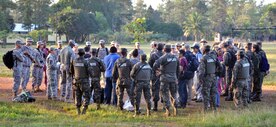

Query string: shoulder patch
242 63 250 67
75 62 84 67
207 59 215 63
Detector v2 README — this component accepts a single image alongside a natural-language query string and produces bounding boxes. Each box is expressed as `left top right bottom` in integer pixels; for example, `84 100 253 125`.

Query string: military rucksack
3 50 14 69
259 53 270 72
13 91 36 103
227 50 237 68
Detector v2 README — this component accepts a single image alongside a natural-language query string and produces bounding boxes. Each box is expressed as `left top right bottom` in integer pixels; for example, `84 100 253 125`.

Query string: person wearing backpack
96 40 109 61
148 43 164 111
11 40 25 99
222 41 236 101
21 38 36 92
178 50 188 108
256 42 269 96
184 44 199 104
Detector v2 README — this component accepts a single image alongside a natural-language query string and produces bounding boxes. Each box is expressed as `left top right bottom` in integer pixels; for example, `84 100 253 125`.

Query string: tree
49 7 99 42
32 0 51 29
183 12 205 41
16 0 33 31
124 17 146 43
134 0 147 18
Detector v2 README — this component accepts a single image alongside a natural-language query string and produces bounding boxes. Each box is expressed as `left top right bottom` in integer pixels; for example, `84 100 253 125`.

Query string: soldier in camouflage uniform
12 40 25 99
153 44 179 117
231 50 250 108
56 40 63 90
244 43 254 103
112 48 134 110
198 45 218 111
60 40 75 102
46 47 59 100
88 48 106 110
131 54 152 117
71 48 91 115
21 38 35 91
251 44 263 101
148 43 164 111
32 41 45 92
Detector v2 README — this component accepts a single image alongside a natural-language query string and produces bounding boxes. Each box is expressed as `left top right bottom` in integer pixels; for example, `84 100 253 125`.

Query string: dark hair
157 43 164 51
110 47 117 53
84 46 90 52
253 44 260 52
165 48 171 53
179 49 185 56
132 49 139 58
141 54 147 62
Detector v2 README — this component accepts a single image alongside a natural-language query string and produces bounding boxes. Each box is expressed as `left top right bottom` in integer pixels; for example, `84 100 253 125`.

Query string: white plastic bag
123 99 134 111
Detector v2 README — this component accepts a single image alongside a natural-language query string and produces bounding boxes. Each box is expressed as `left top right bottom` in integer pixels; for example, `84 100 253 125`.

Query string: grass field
0 42 276 127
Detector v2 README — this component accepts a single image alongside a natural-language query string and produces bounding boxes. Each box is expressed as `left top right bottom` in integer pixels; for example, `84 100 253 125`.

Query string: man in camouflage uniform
12 40 25 99
231 50 250 108
153 44 179 117
131 54 152 117
244 43 254 103
112 48 134 110
46 47 59 100
148 43 164 111
88 48 106 110
32 41 45 92
56 40 63 90
71 48 91 115
21 38 35 91
198 45 218 111
222 41 236 101
251 44 263 101
60 40 75 102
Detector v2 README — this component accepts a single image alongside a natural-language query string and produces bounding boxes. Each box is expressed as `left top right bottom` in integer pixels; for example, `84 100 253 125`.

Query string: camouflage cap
86 41 92 46
15 40 24 45
99 40 105 44
26 38 34 43
200 39 207 43
69 39 76 46
49 46 56 51
37 41 43 45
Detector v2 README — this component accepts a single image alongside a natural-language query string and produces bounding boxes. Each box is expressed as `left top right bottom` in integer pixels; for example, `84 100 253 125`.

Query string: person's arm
99 59 106 72
198 57 206 82
231 62 240 88
112 60 119 81
130 64 138 80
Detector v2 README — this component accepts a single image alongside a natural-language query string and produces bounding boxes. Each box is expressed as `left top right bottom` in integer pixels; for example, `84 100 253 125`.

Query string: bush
144 33 171 42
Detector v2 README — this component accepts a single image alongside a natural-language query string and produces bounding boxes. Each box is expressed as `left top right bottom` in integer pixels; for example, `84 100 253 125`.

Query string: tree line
0 0 275 44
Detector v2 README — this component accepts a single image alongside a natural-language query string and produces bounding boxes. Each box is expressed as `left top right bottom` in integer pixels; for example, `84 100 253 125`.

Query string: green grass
1 42 276 86
0 98 275 126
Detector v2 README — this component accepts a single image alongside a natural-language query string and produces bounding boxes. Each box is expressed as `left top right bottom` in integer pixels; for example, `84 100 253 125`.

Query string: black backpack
227 50 237 68
186 52 199 72
3 50 14 69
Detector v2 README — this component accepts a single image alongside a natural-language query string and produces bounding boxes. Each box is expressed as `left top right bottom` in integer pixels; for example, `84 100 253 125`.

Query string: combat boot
82 107 88 115
172 106 177 116
12 92 17 100
153 102 158 111
96 104 101 110
252 94 261 102
164 108 170 117
77 108 81 115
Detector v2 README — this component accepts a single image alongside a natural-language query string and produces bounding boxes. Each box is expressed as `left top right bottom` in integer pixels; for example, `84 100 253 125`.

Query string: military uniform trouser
160 81 177 109
247 77 253 99
233 79 248 108
253 72 265 96
151 77 160 103
134 81 151 111
91 79 102 104
202 75 217 111
74 82 91 108
225 68 233 94
21 66 31 90
13 67 22 93
194 71 203 100
32 66 44 87
47 71 58 98
60 70 73 100
186 78 194 102
116 79 134 108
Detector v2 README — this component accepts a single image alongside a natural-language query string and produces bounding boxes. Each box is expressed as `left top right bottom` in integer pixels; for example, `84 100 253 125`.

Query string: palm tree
183 12 204 41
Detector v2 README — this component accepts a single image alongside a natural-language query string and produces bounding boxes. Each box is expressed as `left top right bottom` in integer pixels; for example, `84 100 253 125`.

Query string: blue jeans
112 81 117 106
215 77 220 107
178 79 188 107
104 77 113 105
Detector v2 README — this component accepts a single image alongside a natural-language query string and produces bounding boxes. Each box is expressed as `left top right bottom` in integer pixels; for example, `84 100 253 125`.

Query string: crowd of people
11 38 269 117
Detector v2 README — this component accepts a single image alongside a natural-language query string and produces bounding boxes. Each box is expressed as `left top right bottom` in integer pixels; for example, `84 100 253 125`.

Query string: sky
132 0 276 9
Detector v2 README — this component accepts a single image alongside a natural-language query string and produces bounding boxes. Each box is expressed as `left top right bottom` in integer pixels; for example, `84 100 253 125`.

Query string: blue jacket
104 53 120 77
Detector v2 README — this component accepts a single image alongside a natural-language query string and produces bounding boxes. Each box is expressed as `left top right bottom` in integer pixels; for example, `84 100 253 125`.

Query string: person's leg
116 83 124 109
160 82 170 116
210 77 217 110
202 81 210 111
104 77 112 104
216 77 220 107
112 80 117 106
134 81 142 115
37 68 44 89
242 80 248 107
32 67 38 90
225 68 233 101
178 79 185 107
46 73 51 99
82 83 91 114
151 78 160 111
93 80 102 109
126 84 134 106
75 84 82 115
60 70 67 99
13 68 21 98
143 82 152 116
169 82 177 116
21 66 30 91
65 71 72 101
187 79 193 103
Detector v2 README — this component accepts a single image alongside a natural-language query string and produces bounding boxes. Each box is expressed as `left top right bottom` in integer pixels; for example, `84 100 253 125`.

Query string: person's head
86 41 92 47
68 39 76 48
99 40 105 48
57 40 62 49
115 43 120 49
26 38 33 46
225 38 233 46
132 49 139 58
202 45 211 54
73 43 79 53
164 44 171 53
245 42 252 51
49 47 56 54
91 48 97 56
78 48 85 56
171 44 176 52
151 41 157 49
135 42 140 49
253 44 260 53
257 41 262 48
222 42 229 52
140 54 147 62
236 50 245 60
84 46 90 53
216 47 223 56
36 41 44 49
110 46 117 54
191 43 200 53
179 49 185 58
15 40 23 49
121 48 127 57
184 44 190 52
200 39 207 47
42 40 47 48
176 43 182 51
157 43 164 51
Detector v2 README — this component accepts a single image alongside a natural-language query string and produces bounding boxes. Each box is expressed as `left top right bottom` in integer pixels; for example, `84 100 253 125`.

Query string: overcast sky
132 0 276 9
